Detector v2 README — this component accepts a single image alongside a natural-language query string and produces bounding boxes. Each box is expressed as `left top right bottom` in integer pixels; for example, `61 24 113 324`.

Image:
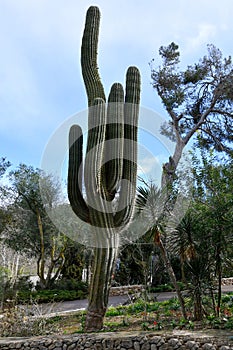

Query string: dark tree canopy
0 158 10 178
151 43 233 156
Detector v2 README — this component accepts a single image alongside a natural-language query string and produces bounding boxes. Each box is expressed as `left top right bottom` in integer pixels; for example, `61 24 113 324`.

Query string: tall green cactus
68 6 141 331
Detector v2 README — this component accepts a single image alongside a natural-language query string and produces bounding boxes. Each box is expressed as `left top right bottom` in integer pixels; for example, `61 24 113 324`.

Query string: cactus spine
68 6 141 331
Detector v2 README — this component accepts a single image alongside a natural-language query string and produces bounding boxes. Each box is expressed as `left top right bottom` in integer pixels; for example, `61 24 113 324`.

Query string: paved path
36 293 176 317
38 285 233 317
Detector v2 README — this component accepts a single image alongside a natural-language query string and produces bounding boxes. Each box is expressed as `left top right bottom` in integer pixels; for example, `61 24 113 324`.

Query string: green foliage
0 274 88 304
60 240 86 281
151 43 233 155
43 278 88 293
16 279 89 303
6 164 62 257
2 291 232 336
114 241 154 286
159 42 180 66
166 151 233 319
149 284 174 292
4 164 68 290
18 287 87 304
0 157 11 178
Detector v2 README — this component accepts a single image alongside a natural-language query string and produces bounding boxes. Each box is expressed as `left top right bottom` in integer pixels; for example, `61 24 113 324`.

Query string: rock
202 344 216 350
168 338 182 348
185 340 199 349
121 339 133 348
151 345 157 350
141 343 150 350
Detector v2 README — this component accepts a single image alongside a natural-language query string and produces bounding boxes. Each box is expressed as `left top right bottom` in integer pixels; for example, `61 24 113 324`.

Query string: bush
149 284 174 293
0 304 58 337
16 276 34 291
18 288 88 304
0 273 89 306
47 278 88 292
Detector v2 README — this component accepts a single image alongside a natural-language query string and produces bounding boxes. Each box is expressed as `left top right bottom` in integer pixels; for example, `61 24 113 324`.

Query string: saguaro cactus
68 6 141 331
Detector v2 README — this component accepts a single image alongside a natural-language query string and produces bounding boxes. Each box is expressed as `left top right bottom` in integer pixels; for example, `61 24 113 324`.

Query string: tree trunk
155 233 187 319
216 245 222 317
36 209 46 289
193 279 203 321
210 286 217 317
85 246 118 331
158 138 188 318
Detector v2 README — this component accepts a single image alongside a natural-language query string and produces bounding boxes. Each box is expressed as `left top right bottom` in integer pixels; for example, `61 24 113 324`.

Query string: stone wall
110 285 144 296
222 278 233 285
110 278 233 294
0 331 232 349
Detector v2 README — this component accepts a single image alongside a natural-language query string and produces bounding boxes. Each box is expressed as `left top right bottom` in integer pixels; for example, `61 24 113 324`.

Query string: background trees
4 164 67 289
0 157 11 232
150 43 233 186
0 40 232 329
126 43 233 320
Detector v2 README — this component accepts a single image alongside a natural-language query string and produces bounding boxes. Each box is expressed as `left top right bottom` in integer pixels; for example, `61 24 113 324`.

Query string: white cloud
185 23 217 52
137 155 163 186
1 0 233 167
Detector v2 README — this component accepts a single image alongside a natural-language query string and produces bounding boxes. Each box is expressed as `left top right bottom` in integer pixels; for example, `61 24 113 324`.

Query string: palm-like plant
168 209 215 320
136 182 187 319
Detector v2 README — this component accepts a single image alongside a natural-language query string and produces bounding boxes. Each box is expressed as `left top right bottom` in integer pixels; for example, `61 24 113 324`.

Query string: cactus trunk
68 6 141 331
85 247 117 331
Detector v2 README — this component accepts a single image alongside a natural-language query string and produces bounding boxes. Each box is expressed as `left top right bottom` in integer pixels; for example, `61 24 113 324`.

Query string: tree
136 183 187 319
169 208 214 320
150 43 233 186
0 158 10 178
0 157 11 238
60 239 85 281
168 151 233 319
192 152 233 316
114 240 154 286
147 43 233 318
6 164 67 289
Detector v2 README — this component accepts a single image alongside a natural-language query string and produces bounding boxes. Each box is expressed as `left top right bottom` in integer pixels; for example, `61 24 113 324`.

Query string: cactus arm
101 83 124 201
114 66 141 226
84 99 114 234
68 125 90 223
125 66 141 106
81 6 106 106
84 98 106 194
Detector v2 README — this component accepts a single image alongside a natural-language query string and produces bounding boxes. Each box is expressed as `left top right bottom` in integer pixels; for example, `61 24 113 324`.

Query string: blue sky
1 0 233 172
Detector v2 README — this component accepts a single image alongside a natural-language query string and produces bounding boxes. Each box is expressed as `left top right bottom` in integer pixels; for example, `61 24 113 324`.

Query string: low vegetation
1 292 233 337
1 277 88 305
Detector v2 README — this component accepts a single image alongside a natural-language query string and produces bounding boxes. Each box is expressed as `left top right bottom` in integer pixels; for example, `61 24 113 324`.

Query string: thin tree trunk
155 233 187 319
215 231 222 317
216 251 222 317
158 140 188 319
36 209 46 289
193 280 203 321
85 246 118 331
210 286 217 317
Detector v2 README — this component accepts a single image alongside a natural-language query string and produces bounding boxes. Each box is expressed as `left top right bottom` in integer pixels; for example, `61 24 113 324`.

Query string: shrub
0 304 58 337
18 287 88 304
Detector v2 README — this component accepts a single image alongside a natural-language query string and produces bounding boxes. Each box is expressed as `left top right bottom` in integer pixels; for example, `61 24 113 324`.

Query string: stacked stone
222 278 233 286
0 333 232 349
109 285 144 296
